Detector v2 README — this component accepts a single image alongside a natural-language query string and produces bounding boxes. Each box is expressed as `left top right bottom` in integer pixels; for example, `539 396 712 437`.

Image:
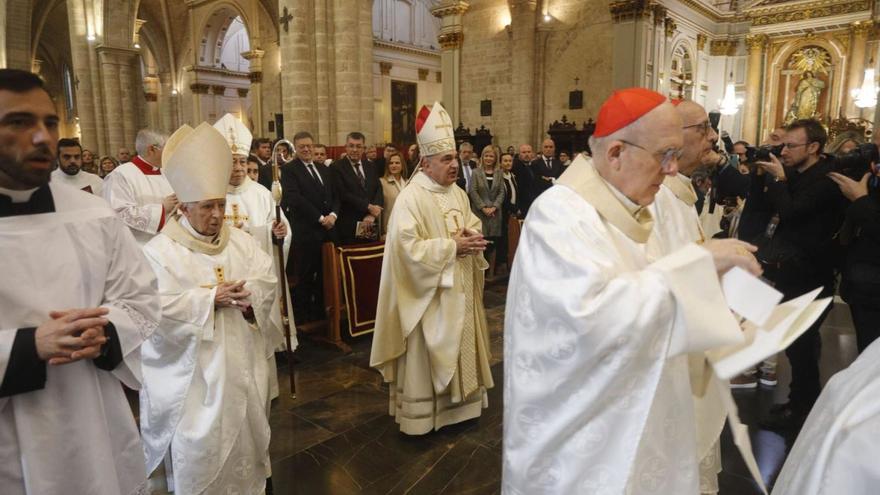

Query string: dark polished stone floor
266 282 858 495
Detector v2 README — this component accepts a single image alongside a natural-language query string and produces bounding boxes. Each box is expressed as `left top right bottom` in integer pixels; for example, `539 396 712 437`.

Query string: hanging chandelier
719 73 743 116
851 63 878 109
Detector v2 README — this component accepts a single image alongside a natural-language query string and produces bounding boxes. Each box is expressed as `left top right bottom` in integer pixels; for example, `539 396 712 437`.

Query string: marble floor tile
291 384 389 434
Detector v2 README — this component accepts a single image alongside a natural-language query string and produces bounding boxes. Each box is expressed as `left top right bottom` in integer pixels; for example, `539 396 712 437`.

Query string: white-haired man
140 123 278 494
503 88 762 494
370 102 494 435
103 129 177 245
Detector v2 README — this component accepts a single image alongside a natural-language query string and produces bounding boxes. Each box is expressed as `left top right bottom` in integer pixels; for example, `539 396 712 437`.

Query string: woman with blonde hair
827 130 866 155
469 145 506 269
379 151 408 236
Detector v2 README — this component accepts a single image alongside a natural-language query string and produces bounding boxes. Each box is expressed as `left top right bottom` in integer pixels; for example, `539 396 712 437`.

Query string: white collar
0 185 39 202
180 215 218 243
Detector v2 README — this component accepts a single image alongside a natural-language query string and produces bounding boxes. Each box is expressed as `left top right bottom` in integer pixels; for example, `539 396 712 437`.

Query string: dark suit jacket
253 155 274 190
512 158 535 214
331 158 384 244
529 156 563 201
280 158 339 244
455 159 478 192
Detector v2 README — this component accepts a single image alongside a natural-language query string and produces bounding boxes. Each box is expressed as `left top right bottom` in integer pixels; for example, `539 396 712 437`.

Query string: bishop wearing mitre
503 89 763 494
370 102 494 435
214 113 294 402
139 122 278 494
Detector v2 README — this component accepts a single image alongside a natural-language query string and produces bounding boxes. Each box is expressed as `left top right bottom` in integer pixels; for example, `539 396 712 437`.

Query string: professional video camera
832 142 879 179
744 144 784 163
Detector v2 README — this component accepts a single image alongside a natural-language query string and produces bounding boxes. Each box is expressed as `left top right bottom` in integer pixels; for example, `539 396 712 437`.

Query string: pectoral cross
224 204 249 226
201 265 227 288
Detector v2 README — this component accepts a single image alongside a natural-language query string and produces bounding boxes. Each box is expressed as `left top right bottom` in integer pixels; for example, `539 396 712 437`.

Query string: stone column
143 76 160 129
358 0 374 143
432 1 470 131
846 21 872 116
212 84 226 121
242 49 265 136
158 71 176 134
66 0 104 152
190 82 210 123
742 34 768 145
610 0 655 90
96 45 140 153
281 2 318 140
379 61 393 143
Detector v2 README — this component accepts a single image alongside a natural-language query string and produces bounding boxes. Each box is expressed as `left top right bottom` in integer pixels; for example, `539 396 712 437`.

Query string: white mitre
163 122 232 202
213 113 252 157
416 101 456 157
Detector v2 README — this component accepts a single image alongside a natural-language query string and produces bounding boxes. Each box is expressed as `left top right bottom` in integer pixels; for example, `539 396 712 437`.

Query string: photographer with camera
829 160 880 353
750 119 846 431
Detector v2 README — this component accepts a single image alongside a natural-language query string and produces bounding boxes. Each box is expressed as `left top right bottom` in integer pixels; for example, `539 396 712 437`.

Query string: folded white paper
721 266 783 326
709 287 831 380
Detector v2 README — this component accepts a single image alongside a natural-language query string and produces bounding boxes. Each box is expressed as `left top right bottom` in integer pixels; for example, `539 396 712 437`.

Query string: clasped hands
36 307 110 366
481 206 498 218
214 280 252 313
454 228 488 257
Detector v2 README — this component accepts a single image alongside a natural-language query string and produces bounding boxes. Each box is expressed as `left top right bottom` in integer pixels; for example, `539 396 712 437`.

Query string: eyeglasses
683 120 712 135
619 139 683 170
781 142 808 149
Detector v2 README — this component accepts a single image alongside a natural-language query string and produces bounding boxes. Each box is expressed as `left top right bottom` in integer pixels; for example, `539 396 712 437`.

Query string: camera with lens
832 142 879 179
744 144 784 163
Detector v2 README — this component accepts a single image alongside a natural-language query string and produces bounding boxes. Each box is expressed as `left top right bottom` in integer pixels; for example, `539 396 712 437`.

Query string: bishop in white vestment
215 113 294 402
103 129 175 246
0 69 160 495
370 102 494 435
139 123 277 495
503 89 762 494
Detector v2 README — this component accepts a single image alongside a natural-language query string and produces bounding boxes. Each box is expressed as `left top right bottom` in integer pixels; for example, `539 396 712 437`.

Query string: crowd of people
3 61 880 495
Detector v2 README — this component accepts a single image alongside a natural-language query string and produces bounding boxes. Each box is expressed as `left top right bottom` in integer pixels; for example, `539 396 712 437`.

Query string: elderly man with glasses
750 118 846 431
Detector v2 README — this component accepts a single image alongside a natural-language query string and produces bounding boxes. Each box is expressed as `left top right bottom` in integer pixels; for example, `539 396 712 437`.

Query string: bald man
504 88 762 494
529 138 564 200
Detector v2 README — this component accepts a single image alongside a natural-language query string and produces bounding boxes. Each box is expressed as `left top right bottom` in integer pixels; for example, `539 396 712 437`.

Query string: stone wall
458 0 613 149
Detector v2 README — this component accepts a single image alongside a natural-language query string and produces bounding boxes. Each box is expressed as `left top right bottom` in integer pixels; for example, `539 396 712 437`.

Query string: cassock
503 157 743 494
50 168 104 195
102 156 173 245
652 173 726 494
370 170 494 435
140 217 277 495
0 182 160 495
772 339 880 495
225 175 295 400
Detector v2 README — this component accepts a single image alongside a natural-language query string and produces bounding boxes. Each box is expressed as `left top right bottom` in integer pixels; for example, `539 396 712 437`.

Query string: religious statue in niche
392 81 417 146
784 47 831 124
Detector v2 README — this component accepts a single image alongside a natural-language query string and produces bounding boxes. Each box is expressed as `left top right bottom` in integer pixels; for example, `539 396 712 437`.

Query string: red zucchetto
594 88 667 137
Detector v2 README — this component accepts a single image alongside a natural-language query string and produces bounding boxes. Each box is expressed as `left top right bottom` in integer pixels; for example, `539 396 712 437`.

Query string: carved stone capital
745 34 769 54
697 34 707 51
240 49 266 61
850 20 874 37
609 0 654 23
418 68 429 81
237 88 249 98
189 83 210 94
651 4 667 25
438 31 464 49
710 39 738 56
431 0 470 19
379 61 392 75
144 92 158 102
249 71 263 84
211 85 226 95
664 17 677 38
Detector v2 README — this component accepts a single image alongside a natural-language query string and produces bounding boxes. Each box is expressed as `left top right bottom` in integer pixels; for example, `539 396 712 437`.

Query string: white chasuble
503 157 743 495
50 168 104 195
226 176 295 401
103 159 173 246
140 219 277 495
370 171 494 435
0 183 160 495
773 340 880 495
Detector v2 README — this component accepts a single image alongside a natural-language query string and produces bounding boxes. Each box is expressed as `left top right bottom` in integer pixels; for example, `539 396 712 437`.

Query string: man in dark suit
280 130 340 322
250 137 274 190
513 143 535 214
331 131 384 245
529 138 563 201
455 141 477 193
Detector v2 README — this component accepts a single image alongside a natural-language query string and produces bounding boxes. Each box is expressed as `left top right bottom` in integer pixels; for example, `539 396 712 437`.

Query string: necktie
307 163 323 186
354 163 366 188
545 157 551 171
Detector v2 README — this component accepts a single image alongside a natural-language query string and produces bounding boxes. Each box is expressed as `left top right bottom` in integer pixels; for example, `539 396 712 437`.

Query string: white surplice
50 168 104 195
103 159 173 246
226 176 295 400
370 171 494 435
772 339 880 495
503 157 743 495
0 183 160 495
140 218 277 495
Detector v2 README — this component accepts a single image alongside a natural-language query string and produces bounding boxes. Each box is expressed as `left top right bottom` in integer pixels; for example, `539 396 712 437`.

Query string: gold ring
736 247 749 256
